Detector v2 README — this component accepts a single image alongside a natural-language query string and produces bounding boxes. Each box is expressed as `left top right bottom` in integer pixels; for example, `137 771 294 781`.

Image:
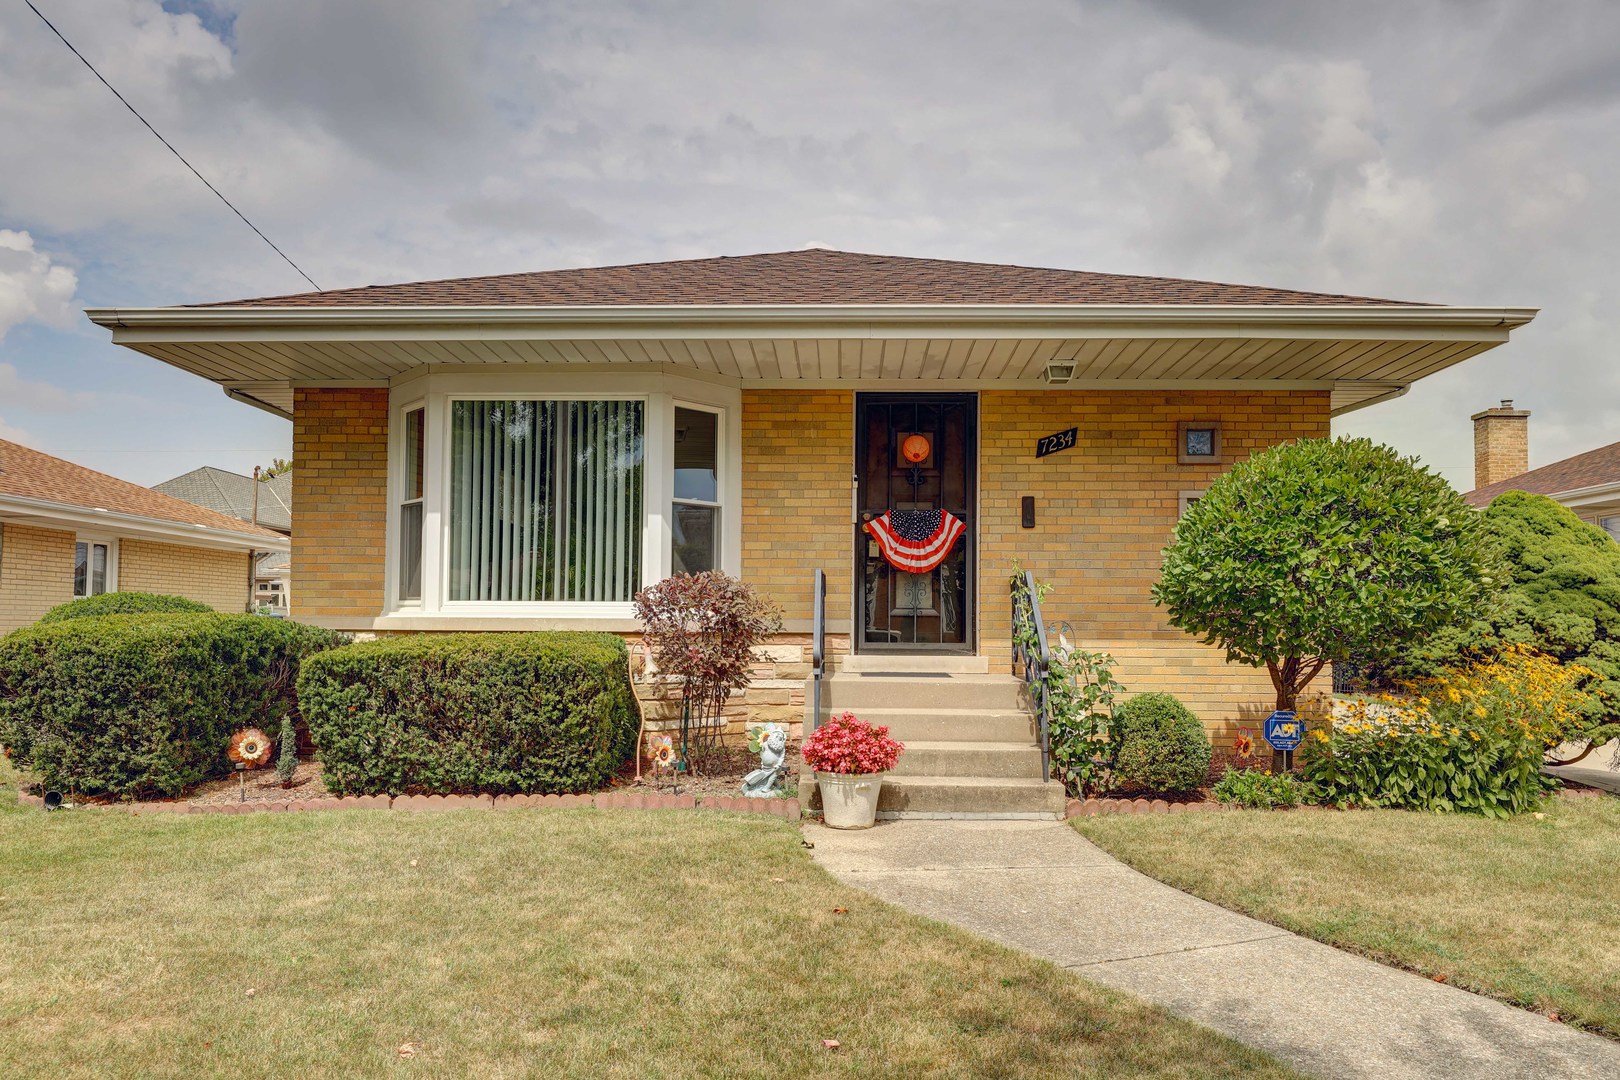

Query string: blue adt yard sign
1264 711 1303 752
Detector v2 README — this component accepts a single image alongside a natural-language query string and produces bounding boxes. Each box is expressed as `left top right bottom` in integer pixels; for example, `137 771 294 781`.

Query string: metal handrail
810 568 827 737
1011 569 1052 779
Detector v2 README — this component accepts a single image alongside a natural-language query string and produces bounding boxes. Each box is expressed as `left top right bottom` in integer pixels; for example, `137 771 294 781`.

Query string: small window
672 405 721 574
1178 421 1222 464
74 540 112 599
1601 516 1620 544
399 407 425 602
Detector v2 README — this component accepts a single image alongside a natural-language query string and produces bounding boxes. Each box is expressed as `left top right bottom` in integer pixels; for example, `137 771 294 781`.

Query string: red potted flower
802 711 904 829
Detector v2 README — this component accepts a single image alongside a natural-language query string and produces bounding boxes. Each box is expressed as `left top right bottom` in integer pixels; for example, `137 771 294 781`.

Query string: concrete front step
888 740 1043 778
839 653 990 674
827 707 1039 743
877 776 1066 817
818 673 1029 710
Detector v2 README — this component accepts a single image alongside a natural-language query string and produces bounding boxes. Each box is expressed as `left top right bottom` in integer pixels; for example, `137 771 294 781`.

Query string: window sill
370 612 644 633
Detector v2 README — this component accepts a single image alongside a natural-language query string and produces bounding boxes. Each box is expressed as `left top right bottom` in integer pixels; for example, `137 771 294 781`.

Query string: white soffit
86 303 1536 419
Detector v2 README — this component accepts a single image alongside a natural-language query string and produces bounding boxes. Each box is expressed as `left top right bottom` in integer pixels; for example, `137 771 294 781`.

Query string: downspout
248 466 261 614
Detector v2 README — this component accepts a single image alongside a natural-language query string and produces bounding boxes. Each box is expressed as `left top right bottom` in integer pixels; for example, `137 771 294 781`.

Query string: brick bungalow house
87 250 1535 814
0 438 288 632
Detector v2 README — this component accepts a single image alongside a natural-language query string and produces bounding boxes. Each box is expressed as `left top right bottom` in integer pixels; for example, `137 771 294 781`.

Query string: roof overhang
85 302 1537 419
0 494 287 553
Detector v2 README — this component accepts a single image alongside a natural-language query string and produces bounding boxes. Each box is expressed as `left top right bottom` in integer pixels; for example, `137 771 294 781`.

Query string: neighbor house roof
191 248 1424 308
1465 439 1620 507
154 466 292 532
0 438 286 547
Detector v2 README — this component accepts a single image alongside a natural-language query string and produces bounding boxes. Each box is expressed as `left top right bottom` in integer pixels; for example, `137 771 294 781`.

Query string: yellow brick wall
1471 405 1530 489
977 389 1332 745
741 389 853 623
117 538 250 612
292 387 390 619
0 523 74 633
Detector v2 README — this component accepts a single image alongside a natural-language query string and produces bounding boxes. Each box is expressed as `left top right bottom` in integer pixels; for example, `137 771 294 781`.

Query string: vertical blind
448 399 644 602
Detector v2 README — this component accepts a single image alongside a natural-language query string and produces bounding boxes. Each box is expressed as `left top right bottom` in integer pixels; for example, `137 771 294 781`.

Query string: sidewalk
807 818 1620 1080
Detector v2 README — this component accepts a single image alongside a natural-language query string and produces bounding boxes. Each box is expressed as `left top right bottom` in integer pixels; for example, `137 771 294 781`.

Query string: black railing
810 568 827 737
1011 569 1051 779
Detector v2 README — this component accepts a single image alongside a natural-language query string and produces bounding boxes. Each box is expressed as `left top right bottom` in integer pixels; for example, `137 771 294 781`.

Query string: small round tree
1152 437 1497 716
633 570 783 772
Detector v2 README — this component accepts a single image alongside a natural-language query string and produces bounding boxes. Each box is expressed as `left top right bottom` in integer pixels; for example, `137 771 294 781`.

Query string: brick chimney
1471 399 1530 489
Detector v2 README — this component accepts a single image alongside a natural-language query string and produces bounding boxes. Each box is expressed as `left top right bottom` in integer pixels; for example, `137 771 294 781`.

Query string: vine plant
1012 566 1124 796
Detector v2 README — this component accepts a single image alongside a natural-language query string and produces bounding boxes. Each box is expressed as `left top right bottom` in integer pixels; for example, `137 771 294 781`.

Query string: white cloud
0 231 77 340
0 360 94 411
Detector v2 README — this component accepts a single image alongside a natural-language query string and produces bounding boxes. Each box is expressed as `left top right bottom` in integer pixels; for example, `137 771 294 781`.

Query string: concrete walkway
807 818 1620 1080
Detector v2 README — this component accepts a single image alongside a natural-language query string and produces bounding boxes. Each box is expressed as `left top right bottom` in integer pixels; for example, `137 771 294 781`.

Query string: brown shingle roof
1464 439 1620 506
0 439 285 540
193 249 1424 309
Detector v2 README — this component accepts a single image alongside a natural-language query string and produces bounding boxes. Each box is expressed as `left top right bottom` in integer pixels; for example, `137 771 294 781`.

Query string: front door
855 393 976 652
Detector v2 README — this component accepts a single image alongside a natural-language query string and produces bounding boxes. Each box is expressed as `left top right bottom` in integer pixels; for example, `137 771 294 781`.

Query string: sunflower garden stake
228 728 273 802
647 733 679 793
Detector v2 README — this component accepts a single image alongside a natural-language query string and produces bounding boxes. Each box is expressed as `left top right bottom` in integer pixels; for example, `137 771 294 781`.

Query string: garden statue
740 724 788 797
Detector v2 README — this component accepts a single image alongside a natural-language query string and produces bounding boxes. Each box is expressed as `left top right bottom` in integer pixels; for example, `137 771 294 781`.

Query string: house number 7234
1034 427 1077 458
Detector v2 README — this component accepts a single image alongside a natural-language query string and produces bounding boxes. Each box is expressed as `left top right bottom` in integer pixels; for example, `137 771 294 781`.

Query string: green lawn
0 764 1294 1079
1074 798 1620 1037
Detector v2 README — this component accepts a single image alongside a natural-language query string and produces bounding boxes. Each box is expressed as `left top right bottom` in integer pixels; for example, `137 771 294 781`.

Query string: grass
0 762 1296 1079
1074 798 1620 1037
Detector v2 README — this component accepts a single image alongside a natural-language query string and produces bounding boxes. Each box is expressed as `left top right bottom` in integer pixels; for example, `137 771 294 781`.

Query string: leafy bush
298 632 637 796
1382 493 1620 755
1303 648 1588 817
1010 568 1126 797
1153 437 1497 713
1211 768 1304 809
633 571 782 770
1109 693 1212 794
38 591 213 624
0 614 344 799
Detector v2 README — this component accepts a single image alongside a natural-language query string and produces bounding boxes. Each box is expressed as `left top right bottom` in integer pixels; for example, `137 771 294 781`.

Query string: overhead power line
25 0 321 291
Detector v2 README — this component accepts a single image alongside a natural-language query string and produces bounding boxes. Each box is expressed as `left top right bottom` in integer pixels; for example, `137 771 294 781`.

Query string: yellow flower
1474 706 1487 718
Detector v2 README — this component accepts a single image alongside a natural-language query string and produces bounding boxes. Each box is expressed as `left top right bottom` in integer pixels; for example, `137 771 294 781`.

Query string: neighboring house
1464 400 1620 539
87 249 1534 814
154 465 294 611
0 439 289 633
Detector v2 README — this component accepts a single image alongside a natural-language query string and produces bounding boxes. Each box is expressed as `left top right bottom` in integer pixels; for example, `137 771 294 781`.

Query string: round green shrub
297 632 637 797
0 614 345 799
38 591 213 624
1109 693 1212 793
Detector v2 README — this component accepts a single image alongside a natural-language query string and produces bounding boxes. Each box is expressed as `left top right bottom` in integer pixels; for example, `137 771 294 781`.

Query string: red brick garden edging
14 790 801 820
1065 797 1235 817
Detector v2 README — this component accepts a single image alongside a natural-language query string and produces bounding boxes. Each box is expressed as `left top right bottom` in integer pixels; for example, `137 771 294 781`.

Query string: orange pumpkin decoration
901 433 931 464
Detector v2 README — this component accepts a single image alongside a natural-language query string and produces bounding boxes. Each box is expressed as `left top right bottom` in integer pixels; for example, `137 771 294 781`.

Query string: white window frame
73 535 118 599
385 369 741 621
671 400 726 576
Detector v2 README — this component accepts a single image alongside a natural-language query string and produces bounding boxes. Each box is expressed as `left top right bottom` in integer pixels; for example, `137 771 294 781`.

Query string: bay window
388 372 736 622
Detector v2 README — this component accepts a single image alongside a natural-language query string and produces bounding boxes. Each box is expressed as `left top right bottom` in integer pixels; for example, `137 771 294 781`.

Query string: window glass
448 399 644 602
399 407 425 602
673 504 717 574
74 541 87 597
1601 516 1620 544
74 541 109 598
673 407 718 503
1184 428 1216 457
92 543 107 595
405 407 425 500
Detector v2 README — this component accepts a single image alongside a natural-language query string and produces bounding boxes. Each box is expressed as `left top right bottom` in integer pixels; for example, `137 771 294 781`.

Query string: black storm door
854 393 976 652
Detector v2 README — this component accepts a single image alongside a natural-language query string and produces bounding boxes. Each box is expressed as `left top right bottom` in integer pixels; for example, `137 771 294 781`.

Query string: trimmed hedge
0 614 345 799
297 632 637 796
1110 692 1212 794
38 591 213 623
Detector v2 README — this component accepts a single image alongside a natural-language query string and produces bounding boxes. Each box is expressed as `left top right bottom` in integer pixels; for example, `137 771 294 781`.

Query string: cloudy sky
2 0 1615 487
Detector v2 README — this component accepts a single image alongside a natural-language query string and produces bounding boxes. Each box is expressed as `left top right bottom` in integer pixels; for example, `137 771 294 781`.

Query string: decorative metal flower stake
227 728 273 802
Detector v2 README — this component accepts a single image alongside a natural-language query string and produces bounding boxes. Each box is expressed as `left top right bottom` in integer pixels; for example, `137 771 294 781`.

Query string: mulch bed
611 744 799 802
